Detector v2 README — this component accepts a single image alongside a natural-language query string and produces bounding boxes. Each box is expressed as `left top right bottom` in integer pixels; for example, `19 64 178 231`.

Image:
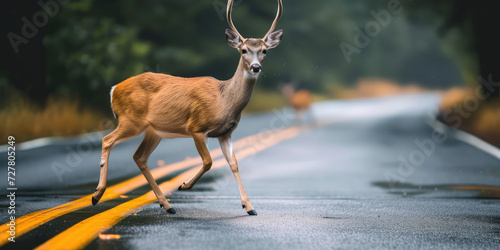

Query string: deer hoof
242 205 245 209
178 182 188 191
92 196 98 206
247 210 258 216
166 208 176 214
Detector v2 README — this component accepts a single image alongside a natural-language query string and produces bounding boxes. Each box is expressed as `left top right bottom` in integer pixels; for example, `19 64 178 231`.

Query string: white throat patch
244 71 260 79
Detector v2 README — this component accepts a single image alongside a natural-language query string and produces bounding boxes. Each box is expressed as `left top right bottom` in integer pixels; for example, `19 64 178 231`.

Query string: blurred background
0 0 499 145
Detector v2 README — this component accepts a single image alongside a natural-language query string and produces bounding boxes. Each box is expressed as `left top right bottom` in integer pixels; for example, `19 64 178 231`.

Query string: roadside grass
439 87 500 146
329 78 427 99
0 89 290 143
243 88 329 114
1 89 327 143
0 96 106 143
243 89 287 113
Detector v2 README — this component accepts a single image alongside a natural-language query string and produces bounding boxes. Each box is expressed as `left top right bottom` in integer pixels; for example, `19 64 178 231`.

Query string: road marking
35 127 300 250
0 129 277 247
452 129 500 160
0 158 201 247
98 233 121 240
429 119 500 160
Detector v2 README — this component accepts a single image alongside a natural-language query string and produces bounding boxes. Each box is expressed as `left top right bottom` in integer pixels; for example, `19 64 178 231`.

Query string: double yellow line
1 126 301 249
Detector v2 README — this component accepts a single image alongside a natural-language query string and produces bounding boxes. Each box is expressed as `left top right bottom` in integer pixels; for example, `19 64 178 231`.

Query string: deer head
225 0 283 76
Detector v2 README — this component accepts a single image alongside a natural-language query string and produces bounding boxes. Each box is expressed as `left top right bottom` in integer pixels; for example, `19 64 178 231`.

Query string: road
1 93 500 249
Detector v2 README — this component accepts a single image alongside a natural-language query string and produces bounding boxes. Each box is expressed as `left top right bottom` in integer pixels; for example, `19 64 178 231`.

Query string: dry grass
0 96 106 143
243 88 328 114
439 87 474 110
243 89 288 113
1 88 322 143
439 87 500 146
331 78 427 99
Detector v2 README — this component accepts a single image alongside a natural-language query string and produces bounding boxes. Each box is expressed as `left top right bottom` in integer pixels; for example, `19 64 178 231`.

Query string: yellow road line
0 159 201 247
35 127 300 250
0 130 271 247
35 167 200 250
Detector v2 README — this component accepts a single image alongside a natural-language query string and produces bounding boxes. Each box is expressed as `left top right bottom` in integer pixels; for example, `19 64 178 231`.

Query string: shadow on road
373 181 500 198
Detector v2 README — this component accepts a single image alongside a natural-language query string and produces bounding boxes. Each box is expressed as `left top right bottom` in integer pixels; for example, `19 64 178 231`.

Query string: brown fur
290 90 312 111
282 84 313 124
92 0 283 215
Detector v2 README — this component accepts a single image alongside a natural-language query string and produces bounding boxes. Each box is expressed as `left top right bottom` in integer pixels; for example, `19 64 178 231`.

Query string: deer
281 84 313 125
91 0 283 216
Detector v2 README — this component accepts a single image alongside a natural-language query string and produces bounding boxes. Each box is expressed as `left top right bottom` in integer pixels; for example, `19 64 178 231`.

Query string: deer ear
225 29 241 48
265 29 283 49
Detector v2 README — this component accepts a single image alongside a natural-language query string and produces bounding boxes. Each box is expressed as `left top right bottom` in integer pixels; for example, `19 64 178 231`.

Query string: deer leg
133 128 176 214
92 121 142 205
178 133 212 190
218 134 257 215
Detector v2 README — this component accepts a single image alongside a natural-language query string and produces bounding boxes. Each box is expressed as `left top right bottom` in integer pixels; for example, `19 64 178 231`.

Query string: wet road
1 93 500 249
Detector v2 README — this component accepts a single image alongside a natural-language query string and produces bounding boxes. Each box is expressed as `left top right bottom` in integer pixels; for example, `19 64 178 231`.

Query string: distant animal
91 0 284 216
282 84 313 125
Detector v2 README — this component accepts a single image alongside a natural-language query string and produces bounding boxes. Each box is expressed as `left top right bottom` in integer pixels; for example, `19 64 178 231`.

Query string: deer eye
241 49 247 54
262 50 267 55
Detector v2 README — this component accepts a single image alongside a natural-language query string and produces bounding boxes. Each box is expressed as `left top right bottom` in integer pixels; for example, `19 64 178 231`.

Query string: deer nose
251 64 261 73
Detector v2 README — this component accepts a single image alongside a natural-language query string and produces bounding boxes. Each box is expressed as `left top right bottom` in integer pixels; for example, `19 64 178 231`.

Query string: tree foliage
1 0 491 109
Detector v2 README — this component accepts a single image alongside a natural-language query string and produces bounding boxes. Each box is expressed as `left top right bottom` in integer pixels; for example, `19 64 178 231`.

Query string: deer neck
220 57 258 116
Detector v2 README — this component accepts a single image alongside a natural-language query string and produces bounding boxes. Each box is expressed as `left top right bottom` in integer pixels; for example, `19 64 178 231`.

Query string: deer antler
227 0 244 41
263 0 283 41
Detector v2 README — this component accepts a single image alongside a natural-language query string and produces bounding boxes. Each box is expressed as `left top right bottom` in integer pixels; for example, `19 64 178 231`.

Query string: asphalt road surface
1 93 499 249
